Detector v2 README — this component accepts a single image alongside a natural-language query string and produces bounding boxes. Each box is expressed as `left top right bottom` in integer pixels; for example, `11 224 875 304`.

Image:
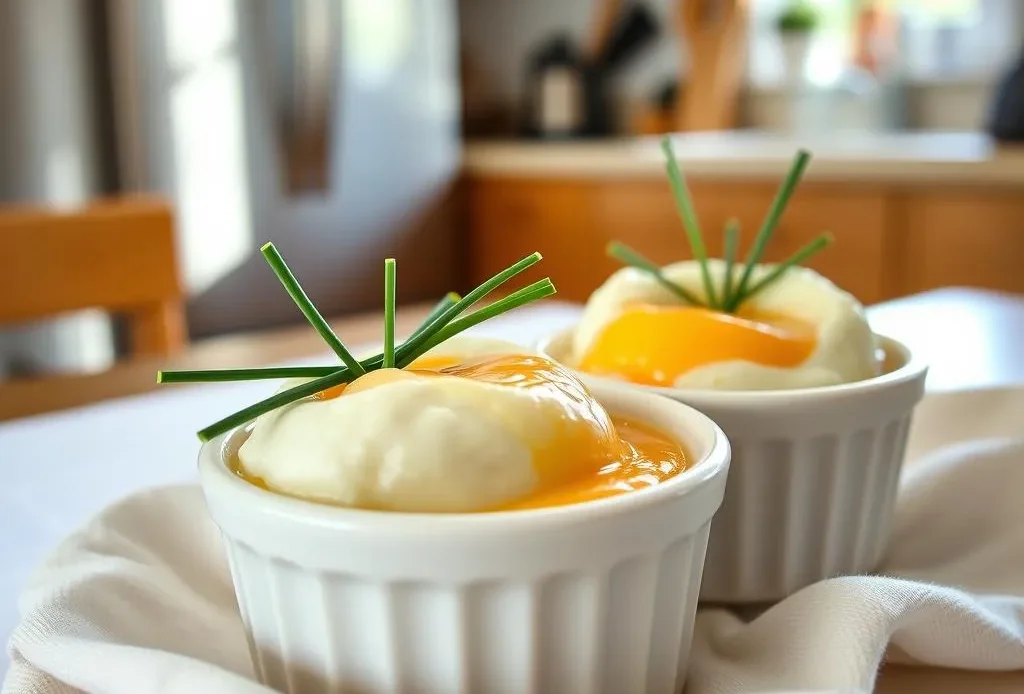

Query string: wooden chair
0 196 187 358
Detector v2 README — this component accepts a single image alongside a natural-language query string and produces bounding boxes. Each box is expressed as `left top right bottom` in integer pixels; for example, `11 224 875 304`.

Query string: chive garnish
409 292 460 341
158 293 468 386
398 279 556 367
661 138 718 309
392 252 542 362
606 241 703 306
157 366 340 384
196 366 363 442
195 278 556 443
383 258 396 368
721 218 740 306
607 135 830 314
735 233 834 306
261 242 366 377
728 149 812 311
158 245 556 441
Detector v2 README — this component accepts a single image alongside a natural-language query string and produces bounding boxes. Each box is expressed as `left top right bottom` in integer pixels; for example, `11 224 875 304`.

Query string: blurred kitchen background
1 0 1023 394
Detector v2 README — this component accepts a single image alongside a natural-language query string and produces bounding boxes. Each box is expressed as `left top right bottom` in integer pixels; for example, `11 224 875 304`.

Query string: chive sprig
158 244 556 441
607 241 702 305
728 148 812 311
721 218 740 305
383 258 397 368
261 242 366 377
607 135 832 314
661 138 718 309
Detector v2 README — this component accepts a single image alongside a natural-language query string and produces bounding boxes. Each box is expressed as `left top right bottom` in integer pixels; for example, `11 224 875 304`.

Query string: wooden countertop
2 288 1023 423
463 131 1024 185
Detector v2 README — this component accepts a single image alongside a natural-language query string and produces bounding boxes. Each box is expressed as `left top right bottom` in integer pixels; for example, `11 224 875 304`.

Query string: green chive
165 292 469 387
661 137 718 309
730 150 811 310
721 218 740 309
261 242 366 377
192 255 555 441
197 366 360 442
157 366 342 383
408 293 460 341
167 293 465 386
738 233 833 305
402 279 557 365
396 252 543 360
383 258 397 368
607 241 703 306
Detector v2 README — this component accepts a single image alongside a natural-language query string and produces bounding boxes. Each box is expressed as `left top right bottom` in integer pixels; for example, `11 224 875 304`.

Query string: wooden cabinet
466 175 1024 305
899 192 1024 296
465 179 603 301
596 181 890 304
468 177 894 304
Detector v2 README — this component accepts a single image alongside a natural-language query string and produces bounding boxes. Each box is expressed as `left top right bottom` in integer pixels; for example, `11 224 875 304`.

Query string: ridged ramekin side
224 523 712 694
699 414 911 603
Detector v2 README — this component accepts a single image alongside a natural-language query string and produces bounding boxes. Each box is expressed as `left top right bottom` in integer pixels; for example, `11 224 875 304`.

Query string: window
747 0 1021 88
160 0 254 294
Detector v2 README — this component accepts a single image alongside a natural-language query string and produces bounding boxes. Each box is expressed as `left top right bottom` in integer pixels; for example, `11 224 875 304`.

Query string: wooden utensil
674 0 747 131
586 0 624 62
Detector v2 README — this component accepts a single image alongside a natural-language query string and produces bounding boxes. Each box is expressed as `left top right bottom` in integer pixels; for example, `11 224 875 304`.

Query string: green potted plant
776 0 820 84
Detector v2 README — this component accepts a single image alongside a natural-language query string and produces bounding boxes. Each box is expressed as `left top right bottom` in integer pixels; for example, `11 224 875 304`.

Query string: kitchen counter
463 131 1024 185
464 130 1024 305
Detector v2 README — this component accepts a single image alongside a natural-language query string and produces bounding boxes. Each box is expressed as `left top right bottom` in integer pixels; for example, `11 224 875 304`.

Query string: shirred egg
573 259 880 390
237 340 629 512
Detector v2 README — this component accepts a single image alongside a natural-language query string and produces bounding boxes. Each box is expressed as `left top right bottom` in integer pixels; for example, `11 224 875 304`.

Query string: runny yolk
296 353 689 510
499 416 688 511
579 304 817 387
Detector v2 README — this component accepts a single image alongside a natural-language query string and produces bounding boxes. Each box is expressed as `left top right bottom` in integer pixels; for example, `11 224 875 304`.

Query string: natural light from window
343 0 413 87
748 0 1015 88
161 0 254 295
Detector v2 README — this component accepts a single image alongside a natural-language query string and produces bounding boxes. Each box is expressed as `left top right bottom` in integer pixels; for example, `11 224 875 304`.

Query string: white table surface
2 292 1023 675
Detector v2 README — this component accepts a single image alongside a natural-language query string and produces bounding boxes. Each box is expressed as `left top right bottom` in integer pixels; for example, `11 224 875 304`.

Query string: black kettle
988 45 1024 142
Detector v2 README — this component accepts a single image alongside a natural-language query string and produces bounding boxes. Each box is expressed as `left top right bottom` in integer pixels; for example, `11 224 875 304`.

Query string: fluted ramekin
537 329 927 604
198 381 730 694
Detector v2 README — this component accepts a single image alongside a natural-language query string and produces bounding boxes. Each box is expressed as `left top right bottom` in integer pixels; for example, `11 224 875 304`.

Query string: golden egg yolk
299 353 689 510
501 416 688 511
578 304 817 387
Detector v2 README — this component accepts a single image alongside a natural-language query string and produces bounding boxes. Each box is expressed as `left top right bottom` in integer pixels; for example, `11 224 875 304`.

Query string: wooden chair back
0 196 187 357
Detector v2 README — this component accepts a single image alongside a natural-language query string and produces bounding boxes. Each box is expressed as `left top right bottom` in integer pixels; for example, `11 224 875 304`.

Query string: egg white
573 259 880 390
238 338 613 512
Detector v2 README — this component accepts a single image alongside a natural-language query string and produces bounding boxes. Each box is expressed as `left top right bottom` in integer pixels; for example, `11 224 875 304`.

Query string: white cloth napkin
6 387 1024 694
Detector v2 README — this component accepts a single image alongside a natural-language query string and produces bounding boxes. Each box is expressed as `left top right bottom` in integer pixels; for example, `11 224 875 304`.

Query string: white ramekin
199 382 730 694
537 329 927 604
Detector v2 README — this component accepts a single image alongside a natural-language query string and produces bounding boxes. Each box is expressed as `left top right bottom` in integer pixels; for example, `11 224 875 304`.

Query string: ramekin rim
198 382 731 535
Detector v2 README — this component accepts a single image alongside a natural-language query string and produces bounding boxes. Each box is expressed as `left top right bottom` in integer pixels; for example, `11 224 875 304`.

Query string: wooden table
2 287 1022 423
